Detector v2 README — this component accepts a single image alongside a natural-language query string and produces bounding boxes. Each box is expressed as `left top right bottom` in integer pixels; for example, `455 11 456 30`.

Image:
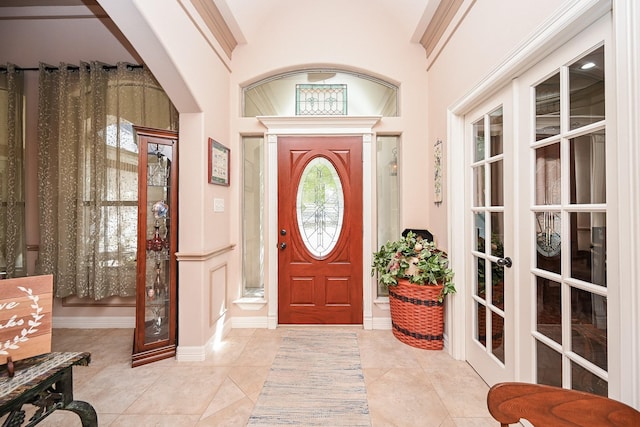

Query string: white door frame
257 116 381 329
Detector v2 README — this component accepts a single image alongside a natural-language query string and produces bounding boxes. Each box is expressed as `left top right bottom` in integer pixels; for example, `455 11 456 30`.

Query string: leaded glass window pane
296 84 347 115
296 157 344 258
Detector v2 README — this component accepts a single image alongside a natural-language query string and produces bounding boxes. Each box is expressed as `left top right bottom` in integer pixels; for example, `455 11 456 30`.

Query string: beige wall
98 0 234 349
426 0 573 248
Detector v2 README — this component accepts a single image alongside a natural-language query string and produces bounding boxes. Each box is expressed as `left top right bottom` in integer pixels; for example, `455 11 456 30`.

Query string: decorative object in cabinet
132 126 178 367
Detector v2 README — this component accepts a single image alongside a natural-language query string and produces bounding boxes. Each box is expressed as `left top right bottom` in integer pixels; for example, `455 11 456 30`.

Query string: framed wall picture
208 138 230 186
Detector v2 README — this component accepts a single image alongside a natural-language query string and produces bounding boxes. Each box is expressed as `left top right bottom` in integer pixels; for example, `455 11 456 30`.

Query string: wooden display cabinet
131 126 178 367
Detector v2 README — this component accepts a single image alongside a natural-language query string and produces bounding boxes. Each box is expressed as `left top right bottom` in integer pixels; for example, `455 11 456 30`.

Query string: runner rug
248 329 371 426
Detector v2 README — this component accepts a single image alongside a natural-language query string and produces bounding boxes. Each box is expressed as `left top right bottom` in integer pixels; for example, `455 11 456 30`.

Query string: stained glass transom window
296 84 347 115
296 157 344 257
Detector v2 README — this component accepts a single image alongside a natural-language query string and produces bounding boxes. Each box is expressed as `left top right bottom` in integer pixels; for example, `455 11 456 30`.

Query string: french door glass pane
474 119 485 161
475 256 486 299
535 211 561 268
569 212 606 286
537 340 562 387
490 212 504 258
490 160 504 206
490 107 504 156
569 46 605 130
570 131 606 204
473 166 485 207
474 212 485 253
572 361 607 397
535 143 561 205
491 261 504 311
571 286 607 370
476 301 487 346
492 311 505 363
535 73 560 141
536 277 562 345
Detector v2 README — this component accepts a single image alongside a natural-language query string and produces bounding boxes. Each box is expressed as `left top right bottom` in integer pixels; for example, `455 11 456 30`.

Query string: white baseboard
176 345 206 362
231 316 269 328
53 316 135 329
371 317 392 330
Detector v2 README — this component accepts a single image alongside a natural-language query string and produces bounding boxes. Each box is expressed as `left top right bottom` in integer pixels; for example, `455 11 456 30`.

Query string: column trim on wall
612 0 640 408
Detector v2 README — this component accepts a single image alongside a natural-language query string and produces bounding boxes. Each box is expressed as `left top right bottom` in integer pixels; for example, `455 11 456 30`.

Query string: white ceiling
221 0 437 44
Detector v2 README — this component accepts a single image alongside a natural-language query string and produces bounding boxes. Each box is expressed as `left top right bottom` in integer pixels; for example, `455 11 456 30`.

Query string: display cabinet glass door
132 126 178 367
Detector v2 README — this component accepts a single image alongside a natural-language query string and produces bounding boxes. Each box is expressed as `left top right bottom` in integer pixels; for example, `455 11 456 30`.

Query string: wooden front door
277 136 363 324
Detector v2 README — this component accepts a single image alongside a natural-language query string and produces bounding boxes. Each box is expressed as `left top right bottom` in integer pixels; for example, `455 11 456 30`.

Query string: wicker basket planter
388 278 444 350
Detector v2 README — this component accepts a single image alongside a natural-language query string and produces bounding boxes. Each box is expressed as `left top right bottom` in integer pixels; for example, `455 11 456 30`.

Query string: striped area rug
248 329 371 426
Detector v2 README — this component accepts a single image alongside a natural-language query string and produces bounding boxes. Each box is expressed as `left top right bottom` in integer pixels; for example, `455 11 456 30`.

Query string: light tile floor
13 327 499 426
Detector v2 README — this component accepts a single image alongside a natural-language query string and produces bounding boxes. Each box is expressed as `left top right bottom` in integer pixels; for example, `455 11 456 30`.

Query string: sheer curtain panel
0 64 26 278
37 62 178 299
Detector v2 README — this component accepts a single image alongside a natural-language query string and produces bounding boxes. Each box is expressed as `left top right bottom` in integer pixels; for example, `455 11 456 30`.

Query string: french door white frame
448 0 640 407
464 92 516 386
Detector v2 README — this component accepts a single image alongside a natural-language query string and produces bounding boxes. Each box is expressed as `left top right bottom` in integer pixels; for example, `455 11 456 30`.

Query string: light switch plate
214 198 224 212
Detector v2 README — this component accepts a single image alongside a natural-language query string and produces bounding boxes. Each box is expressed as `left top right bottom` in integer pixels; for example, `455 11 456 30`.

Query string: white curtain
37 62 178 299
0 64 26 278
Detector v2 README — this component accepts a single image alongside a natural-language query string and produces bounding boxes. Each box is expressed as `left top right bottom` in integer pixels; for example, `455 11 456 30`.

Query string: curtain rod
0 64 144 72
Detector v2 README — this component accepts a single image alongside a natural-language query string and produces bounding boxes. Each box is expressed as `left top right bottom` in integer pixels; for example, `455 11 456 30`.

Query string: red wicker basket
388 278 444 350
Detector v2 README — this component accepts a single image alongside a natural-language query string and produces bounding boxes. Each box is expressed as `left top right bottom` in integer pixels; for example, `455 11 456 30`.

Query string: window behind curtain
37 62 178 299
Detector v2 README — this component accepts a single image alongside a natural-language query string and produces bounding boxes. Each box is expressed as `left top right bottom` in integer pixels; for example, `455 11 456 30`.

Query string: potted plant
371 231 455 350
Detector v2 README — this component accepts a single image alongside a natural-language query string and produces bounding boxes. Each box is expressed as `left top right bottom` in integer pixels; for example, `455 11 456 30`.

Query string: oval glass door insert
296 157 345 257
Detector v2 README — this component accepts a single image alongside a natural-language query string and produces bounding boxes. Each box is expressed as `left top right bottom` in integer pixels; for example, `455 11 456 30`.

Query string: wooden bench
487 382 640 427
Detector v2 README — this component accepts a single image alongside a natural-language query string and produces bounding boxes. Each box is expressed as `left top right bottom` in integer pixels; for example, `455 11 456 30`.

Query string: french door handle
280 242 287 250
497 257 512 268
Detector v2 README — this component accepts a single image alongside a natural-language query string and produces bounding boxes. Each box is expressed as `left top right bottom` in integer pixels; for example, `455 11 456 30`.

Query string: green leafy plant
371 231 455 301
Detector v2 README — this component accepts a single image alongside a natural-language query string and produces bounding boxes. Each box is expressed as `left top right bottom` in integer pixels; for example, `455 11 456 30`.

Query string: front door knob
280 242 287 250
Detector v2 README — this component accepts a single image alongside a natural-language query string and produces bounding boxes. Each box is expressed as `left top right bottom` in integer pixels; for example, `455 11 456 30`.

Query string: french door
518 33 610 395
277 136 363 324
466 89 515 385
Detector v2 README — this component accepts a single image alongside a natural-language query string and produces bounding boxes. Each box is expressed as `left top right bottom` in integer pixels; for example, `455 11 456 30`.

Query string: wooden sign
0 275 53 365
